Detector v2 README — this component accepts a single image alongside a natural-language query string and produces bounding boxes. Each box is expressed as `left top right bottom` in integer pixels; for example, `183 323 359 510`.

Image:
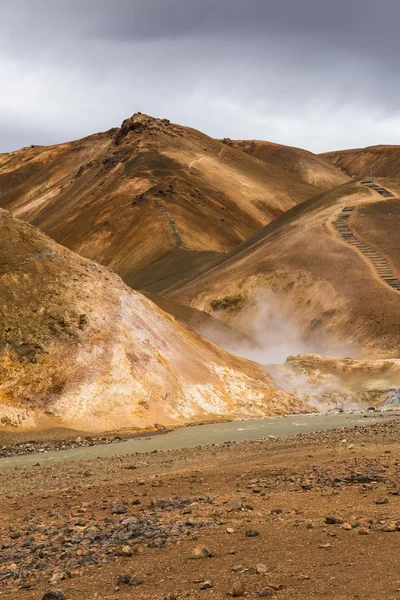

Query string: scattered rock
112 504 127 514
232 581 246 596
148 537 166 548
258 588 276 597
121 516 139 526
49 572 66 585
117 574 133 585
256 564 268 574
245 529 260 537
129 576 144 586
325 516 343 525
200 580 213 589
42 592 65 600
117 573 143 586
193 545 214 559
232 565 247 573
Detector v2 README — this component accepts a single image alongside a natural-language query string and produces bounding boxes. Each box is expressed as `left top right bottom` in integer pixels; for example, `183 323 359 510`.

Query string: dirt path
332 195 400 292
1 419 400 599
154 200 184 247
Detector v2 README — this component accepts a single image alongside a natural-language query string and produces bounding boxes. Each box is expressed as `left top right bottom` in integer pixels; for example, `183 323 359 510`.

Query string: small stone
258 588 276 597
256 564 268 574
148 537 165 548
112 504 127 514
129 576 144 586
200 580 213 590
375 498 389 505
325 516 343 525
121 545 133 556
227 527 235 534
117 574 132 585
232 565 246 573
245 530 260 537
319 543 332 549
42 592 65 600
121 516 139 526
232 581 246 596
49 573 65 585
341 523 352 531
193 545 214 559
358 528 370 535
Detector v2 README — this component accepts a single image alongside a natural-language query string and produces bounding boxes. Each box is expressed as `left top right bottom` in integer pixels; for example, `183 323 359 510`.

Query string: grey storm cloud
1 0 400 152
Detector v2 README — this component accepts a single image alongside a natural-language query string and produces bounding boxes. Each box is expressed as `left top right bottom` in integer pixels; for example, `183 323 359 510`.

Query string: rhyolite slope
0 209 304 432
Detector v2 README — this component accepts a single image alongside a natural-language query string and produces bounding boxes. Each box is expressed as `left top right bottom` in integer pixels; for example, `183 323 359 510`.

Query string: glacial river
0 410 397 470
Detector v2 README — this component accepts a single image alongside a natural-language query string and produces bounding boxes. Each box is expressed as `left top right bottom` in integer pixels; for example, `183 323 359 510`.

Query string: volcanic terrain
0 113 320 293
2 418 400 600
321 144 400 179
1 115 400 600
0 209 307 432
169 179 400 359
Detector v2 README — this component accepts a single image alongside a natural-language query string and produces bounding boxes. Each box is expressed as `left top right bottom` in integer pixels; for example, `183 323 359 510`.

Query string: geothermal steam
197 290 400 411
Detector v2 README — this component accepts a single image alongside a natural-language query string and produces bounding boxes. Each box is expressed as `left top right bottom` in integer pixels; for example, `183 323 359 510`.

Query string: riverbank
1 418 400 599
1 409 398 467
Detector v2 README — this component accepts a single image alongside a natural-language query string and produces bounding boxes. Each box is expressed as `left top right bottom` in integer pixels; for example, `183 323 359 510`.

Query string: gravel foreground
1 420 400 600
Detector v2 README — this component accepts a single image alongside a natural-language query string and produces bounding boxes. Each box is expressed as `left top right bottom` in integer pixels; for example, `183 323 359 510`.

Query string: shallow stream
0 411 397 470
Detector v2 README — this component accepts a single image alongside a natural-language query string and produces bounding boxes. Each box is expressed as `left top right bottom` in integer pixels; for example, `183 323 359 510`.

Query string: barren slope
0 114 319 293
321 145 400 178
0 209 307 432
169 179 400 358
223 139 350 190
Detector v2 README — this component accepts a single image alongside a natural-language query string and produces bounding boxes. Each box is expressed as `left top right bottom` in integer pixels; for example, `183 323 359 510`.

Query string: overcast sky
1 0 400 153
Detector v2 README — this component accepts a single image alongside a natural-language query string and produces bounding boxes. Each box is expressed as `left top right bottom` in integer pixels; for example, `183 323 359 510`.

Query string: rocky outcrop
113 112 172 144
